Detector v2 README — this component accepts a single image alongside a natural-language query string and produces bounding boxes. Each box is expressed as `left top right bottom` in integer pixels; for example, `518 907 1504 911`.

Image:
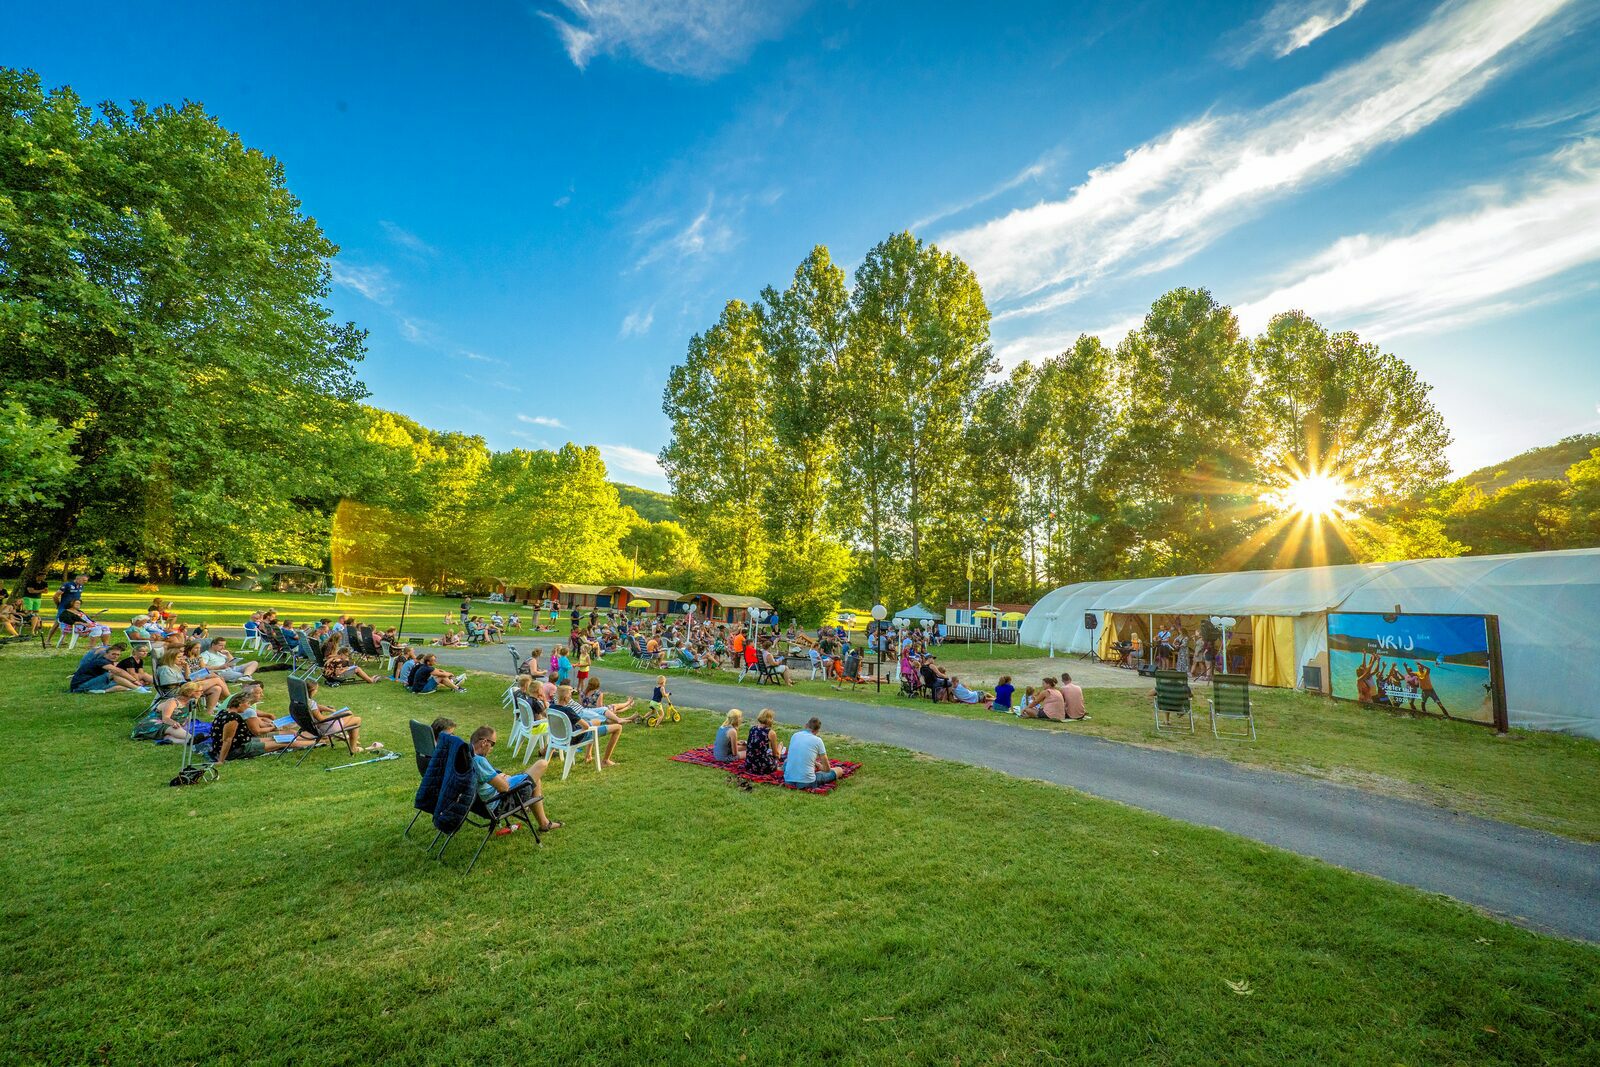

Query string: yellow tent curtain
1250 615 1297 688
1097 613 1118 660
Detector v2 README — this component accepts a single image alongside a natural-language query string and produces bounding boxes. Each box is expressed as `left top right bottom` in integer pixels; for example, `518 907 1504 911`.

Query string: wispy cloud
632 196 737 270
1228 0 1369 64
620 307 655 337
329 262 394 305
1235 137 1600 337
517 413 566 428
943 0 1575 317
597 443 667 487
399 317 432 344
910 154 1055 233
540 0 808 78
379 220 435 256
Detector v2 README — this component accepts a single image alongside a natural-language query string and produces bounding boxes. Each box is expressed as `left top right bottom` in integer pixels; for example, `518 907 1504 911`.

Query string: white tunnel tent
1021 548 1600 739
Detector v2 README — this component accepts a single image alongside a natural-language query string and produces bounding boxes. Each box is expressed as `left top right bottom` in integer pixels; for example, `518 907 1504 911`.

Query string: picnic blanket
669 745 860 794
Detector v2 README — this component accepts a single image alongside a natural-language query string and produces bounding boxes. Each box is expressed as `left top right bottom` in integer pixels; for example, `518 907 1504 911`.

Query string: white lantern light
870 604 887 622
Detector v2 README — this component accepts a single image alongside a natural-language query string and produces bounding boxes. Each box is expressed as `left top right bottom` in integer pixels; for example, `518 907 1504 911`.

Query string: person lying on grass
320 634 377 685
131 682 201 743
408 654 467 693
210 690 313 763
713 709 747 762
950 677 990 705
549 689 625 767
468 726 563 833
300 681 382 754
783 717 837 789
70 643 149 694
743 709 785 775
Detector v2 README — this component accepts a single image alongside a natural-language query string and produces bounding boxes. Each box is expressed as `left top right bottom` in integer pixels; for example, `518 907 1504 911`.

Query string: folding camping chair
1209 672 1256 741
1152 670 1194 733
285 675 356 765
404 719 437 840
422 733 542 874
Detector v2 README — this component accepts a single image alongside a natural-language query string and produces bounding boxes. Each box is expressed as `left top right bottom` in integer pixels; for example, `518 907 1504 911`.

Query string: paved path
437 646 1600 942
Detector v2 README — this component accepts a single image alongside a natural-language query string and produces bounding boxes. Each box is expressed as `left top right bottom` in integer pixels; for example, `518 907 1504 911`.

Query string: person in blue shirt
783 717 837 788
468 725 560 831
713 708 746 762
990 675 1016 713
69 643 147 693
556 650 573 686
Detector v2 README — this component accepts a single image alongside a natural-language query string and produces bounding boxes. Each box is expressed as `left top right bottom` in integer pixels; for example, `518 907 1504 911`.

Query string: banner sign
1326 612 1506 729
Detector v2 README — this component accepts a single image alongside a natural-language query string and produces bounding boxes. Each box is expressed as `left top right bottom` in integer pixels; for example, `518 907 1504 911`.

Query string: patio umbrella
627 598 651 609
973 610 996 619
1000 611 1026 622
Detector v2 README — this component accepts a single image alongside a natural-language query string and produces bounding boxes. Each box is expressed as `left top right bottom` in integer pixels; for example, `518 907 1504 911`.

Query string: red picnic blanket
669 745 860 794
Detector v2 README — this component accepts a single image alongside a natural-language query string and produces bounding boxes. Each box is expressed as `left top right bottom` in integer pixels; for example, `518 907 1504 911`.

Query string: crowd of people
711 708 838 787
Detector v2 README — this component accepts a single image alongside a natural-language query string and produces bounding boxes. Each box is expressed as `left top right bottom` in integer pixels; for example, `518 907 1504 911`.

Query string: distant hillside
1456 433 1600 495
614 482 679 523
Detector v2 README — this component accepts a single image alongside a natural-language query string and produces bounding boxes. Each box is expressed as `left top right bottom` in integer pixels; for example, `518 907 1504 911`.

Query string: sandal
539 821 563 831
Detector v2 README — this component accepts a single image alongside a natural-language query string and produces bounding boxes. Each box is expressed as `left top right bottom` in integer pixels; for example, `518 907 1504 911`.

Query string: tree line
6 68 1595 620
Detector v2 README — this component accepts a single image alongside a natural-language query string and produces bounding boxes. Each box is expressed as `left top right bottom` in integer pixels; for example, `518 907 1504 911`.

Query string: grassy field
2 646 1598 1063
598 651 1600 842
27 582 498 633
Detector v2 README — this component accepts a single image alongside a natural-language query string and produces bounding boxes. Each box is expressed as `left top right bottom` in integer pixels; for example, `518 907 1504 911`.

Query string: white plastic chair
807 649 823 680
240 630 262 652
543 708 600 780
501 684 519 711
508 699 549 761
56 622 95 650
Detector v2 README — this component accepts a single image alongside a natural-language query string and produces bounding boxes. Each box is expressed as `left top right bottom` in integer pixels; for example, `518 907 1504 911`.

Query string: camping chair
544 708 601 780
437 791 542 876
507 645 522 675
1152 670 1194 734
285 675 355 765
1209 673 1256 741
290 633 321 681
404 719 437 840
465 621 487 646
508 697 549 761
755 656 782 685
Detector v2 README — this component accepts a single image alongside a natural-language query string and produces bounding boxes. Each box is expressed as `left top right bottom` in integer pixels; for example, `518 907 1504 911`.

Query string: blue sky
12 0 1600 492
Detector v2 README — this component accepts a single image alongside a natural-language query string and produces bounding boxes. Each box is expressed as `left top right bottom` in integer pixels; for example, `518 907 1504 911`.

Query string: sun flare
1278 471 1349 519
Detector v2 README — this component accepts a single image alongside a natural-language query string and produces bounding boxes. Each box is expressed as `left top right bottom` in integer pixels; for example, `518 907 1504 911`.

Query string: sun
1274 471 1350 519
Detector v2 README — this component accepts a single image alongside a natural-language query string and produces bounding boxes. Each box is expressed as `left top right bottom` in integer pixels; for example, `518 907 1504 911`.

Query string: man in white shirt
783 717 837 788
200 637 258 683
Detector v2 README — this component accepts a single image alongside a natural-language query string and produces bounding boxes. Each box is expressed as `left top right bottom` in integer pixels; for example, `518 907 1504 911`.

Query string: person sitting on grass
394 646 418 684
1059 673 1088 721
1020 677 1067 721
299 680 381 754
210 690 312 763
201 637 258 684
469 725 562 832
408 654 467 694
950 676 989 705
438 625 465 648
116 646 155 687
70 643 148 694
320 634 377 685
713 708 746 762
989 675 1016 713
744 709 785 775
549 689 625 767
783 717 837 789
132 682 200 743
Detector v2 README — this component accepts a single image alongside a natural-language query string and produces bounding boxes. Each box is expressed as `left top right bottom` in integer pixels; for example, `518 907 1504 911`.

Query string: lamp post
871 603 887 693
398 583 415 639
1045 611 1058 658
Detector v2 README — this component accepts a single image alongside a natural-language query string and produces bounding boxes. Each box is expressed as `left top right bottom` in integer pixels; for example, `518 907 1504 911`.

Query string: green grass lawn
598 651 1600 842
2 647 1598 1063
34 582 525 634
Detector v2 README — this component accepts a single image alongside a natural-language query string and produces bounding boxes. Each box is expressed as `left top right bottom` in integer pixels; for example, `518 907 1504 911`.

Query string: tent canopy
1021 549 1600 739
894 603 941 622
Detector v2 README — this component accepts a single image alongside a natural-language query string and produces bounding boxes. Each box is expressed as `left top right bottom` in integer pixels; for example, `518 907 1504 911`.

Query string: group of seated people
505 666 640 767
988 673 1089 721
711 709 839 788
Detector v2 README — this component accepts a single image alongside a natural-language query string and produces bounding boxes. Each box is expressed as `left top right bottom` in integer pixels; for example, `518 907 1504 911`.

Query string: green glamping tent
894 603 941 625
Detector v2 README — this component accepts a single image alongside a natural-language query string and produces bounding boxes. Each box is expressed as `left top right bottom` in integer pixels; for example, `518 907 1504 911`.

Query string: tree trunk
20 495 86 591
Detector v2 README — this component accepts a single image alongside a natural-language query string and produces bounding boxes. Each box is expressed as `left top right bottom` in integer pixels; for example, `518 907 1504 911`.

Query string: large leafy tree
0 69 366 583
1251 311 1451 506
660 299 775 594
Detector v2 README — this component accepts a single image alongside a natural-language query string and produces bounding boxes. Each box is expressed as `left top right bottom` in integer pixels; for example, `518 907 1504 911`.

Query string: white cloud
633 197 736 270
540 0 807 78
456 350 509 366
329 262 393 304
1230 0 1369 64
398 317 432 344
379 220 435 255
620 307 655 337
910 155 1054 233
553 194 572 208
993 315 1144 370
943 0 1575 317
1235 137 1600 337
597 443 667 487
517 413 566 428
